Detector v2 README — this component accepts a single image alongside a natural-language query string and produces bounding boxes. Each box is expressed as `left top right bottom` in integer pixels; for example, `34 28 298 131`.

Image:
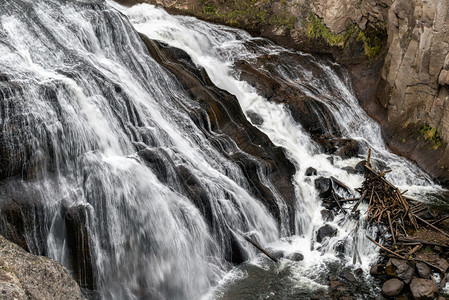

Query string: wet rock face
64 205 94 290
233 55 361 160
0 197 48 256
0 234 85 300
139 35 297 233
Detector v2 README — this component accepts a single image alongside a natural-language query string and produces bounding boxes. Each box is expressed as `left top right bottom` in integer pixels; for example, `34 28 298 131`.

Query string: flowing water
0 0 446 299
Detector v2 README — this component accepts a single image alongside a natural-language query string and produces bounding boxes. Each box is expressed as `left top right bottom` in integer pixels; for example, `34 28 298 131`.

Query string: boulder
320 209 334 222
335 241 346 254
355 161 367 173
246 110 264 126
287 252 304 262
354 268 363 276
314 177 333 197
370 264 384 276
382 278 404 297
410 277 439 300
385 258 414 284
436 258 449 272
333 139 360 159
416 262 431 279
316 224 337 243
342 271 356 282
305 167 318 176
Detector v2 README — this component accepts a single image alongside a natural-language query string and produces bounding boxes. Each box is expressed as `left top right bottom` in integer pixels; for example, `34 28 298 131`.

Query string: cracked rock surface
0 235 84 300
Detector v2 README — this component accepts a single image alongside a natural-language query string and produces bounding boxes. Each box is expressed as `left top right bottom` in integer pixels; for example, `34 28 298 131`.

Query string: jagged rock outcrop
375 0 449 183
0 234 85 300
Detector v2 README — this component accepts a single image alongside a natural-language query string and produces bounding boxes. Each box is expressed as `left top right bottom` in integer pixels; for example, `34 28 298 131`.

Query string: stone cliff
116 0 449 184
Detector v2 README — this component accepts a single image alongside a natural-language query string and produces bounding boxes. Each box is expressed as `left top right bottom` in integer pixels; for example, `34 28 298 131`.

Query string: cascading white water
0 0 446 299
110 2 447 299
0 1 291 299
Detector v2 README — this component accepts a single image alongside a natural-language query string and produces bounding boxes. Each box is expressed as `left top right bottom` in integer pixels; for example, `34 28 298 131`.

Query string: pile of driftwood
348 150 449 282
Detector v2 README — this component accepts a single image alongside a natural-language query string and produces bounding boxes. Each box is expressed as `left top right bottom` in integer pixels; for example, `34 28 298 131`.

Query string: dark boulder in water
287 252 304 261
305 167 317 176
355 160 367 173
246 110 264 126
314 177 333 197
320 209 334 222
316 224 336 243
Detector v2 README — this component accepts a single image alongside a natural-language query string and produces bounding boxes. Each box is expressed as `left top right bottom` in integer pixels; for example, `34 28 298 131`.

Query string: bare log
242 235 279 263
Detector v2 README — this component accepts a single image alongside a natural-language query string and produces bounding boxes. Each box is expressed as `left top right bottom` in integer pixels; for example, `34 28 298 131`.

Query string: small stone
416 262 431 279
354 268 363 276
329 280 341 288
437 258 449 272
382 278 404 297
342 271 356 282
328 274 338 282
246 110 264 125
355 160 367 173
287 252 304 262
321 209 334 222
439 70 449 85
370 264 384 276
335 241 346 254
305 167 317 176
316 224 337 243
410 277 439 300
314 177 333 197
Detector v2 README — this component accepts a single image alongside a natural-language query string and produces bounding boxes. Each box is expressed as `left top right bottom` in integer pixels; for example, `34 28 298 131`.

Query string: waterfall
0 0 445 299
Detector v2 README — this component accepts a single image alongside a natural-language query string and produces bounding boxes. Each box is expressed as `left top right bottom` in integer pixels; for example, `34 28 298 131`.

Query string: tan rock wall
381 0 449 182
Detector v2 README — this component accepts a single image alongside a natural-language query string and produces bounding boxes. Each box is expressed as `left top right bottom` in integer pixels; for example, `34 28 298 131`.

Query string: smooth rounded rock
382 278 404 297
287 252 304 262
370 263 384 276
410 277 439 300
